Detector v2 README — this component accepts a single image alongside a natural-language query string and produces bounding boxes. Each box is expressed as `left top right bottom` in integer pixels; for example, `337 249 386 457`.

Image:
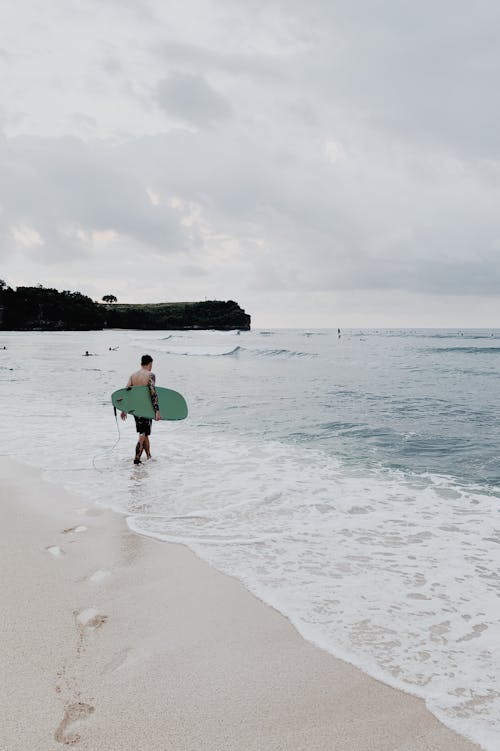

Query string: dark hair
141 354 153 366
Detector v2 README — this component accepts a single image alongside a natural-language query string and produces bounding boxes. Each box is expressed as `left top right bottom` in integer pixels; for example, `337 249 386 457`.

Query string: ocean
1 327 499 750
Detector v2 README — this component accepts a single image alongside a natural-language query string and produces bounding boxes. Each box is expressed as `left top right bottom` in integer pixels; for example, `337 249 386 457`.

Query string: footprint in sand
101 647 131 674
101 646 150 675
76 608 108 630
88 569 111 584
54 701 94 745
76 507 103 517
46 545 65 558
62 526 88 535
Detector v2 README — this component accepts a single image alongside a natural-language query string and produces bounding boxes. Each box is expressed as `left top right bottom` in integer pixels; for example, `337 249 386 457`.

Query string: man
121 354 161 464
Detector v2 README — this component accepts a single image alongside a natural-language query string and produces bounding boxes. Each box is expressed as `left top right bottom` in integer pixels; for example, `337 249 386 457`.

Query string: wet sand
0 457 482 750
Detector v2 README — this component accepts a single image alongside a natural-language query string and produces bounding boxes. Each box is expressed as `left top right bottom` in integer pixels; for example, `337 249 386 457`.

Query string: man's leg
134 434 145 464
133 417 150 464
144 435 151 459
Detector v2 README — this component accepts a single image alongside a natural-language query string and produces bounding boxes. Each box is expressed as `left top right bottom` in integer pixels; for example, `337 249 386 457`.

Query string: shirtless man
121 354 161 464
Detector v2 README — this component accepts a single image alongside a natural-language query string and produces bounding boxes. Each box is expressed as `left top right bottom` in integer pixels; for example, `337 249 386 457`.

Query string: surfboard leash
91 407 122 473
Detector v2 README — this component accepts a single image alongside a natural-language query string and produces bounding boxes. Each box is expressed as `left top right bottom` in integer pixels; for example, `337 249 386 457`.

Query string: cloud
155 40 286 81
274 0 500 160
114 121 500 298
99 56 123 76
1 0 500 322
0 133 185 263
156 71 232 127
68 113 98 132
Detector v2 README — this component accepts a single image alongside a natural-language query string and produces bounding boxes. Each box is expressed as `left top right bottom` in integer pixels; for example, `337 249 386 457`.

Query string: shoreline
1 456 482 750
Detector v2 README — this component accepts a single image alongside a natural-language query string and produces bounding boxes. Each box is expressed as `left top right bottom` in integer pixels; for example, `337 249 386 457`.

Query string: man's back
128 369 156 387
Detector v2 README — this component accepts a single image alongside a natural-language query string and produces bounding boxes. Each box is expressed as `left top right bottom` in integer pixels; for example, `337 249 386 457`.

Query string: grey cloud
3 114 491 297
69 113 97 130
156 72 232 127
212 0 500 159
291 254 500 297
407 258 500 296
181 264 209 277
99 56 123 76
284 0 500 160
116 122 500 297
155 41 286 81
90 0 156 19
0 133 185 262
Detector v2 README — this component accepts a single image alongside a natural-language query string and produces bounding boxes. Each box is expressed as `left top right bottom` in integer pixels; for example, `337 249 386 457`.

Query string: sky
0 0 499 327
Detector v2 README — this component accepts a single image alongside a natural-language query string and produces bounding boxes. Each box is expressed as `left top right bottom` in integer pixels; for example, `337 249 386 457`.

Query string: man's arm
121 374 133 420
149 373 161 420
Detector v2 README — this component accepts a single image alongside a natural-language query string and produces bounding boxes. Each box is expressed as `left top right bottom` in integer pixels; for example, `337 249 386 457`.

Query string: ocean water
1 327 499 749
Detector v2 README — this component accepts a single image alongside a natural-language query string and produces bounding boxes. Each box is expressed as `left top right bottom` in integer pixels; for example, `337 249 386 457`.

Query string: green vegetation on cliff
0 283 251 331
0 284 105 330
103 300 250 330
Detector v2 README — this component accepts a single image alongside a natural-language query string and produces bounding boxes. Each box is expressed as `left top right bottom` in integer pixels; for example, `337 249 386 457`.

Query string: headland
0 284 250 331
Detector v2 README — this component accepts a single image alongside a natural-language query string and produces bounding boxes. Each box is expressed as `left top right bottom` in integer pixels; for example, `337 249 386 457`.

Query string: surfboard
111 386 188 420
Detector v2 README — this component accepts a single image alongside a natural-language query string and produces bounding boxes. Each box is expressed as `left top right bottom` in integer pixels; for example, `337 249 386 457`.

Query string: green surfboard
111 386 188 420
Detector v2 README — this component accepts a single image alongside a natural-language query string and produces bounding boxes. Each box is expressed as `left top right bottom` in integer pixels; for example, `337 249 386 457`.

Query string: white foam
145 344 241 356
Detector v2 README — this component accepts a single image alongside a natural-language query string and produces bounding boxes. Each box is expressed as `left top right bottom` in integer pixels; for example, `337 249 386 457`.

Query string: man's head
141 354 153 369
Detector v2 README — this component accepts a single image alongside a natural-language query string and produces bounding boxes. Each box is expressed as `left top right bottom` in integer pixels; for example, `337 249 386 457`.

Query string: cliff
103 300 250 331
0 285 251 331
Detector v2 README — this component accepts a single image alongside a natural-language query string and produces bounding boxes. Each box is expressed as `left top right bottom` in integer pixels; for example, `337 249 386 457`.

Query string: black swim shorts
134 416 152 436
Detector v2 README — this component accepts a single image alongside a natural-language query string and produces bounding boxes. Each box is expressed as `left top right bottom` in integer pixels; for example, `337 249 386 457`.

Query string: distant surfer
121 354 161 464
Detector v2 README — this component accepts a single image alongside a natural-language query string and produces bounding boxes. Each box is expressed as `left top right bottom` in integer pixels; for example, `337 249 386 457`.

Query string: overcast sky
1 0 499 327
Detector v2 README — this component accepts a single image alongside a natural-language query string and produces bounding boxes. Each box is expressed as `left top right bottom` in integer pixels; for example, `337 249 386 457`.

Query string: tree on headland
102 294 118 304
0 279 12 300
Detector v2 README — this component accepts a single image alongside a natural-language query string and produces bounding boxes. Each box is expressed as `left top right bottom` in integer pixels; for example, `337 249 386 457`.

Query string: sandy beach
1 456 481 751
